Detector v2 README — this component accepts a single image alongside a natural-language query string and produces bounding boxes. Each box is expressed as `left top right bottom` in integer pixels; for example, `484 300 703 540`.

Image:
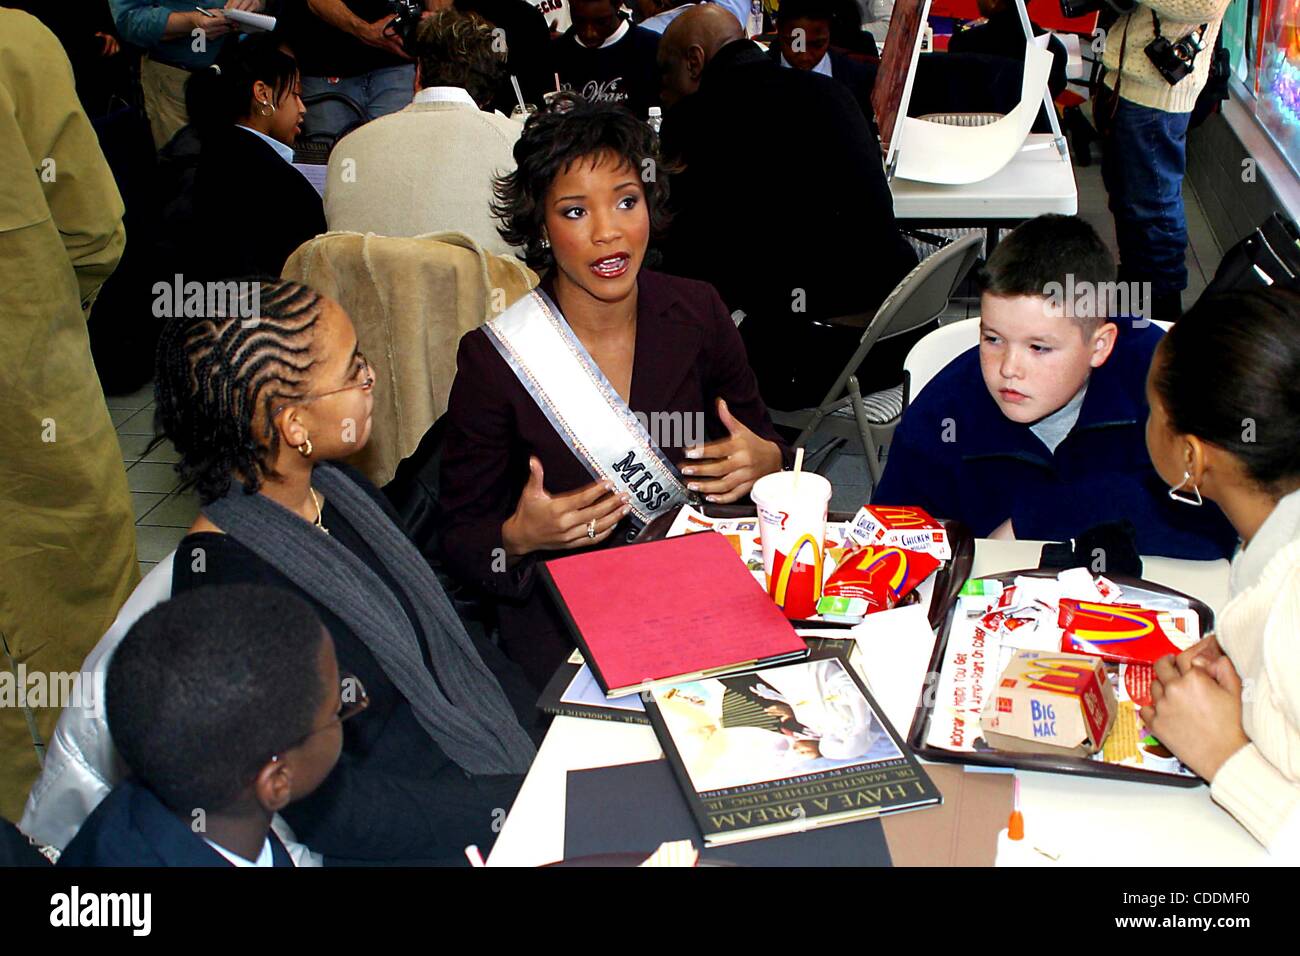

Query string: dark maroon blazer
438 268 792 688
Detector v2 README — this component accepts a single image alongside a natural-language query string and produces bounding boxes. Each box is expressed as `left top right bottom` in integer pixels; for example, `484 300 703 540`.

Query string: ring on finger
586 518 596 538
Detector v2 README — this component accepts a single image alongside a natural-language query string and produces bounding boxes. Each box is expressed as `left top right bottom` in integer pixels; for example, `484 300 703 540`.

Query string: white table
489 539 1271 867
889 133 1078 252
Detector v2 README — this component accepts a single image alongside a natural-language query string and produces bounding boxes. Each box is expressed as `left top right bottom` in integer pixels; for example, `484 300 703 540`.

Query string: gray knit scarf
203 463 535 775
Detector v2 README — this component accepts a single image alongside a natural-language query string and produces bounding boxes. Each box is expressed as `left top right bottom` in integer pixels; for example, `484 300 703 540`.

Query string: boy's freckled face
978 293 1113 425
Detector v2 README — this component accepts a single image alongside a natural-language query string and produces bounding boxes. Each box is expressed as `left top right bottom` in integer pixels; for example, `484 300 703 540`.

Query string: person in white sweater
1094 0 1232 321
1142 287 1300 858
324 9 522 255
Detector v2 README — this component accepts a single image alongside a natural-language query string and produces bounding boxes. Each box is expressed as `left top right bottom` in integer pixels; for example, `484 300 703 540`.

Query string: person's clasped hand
501 457 631 557
1140 648 1250 782
680 398 784 504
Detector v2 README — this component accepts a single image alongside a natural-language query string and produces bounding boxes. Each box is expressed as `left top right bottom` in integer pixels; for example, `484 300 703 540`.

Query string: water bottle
747 0 764 38
647 106 662 133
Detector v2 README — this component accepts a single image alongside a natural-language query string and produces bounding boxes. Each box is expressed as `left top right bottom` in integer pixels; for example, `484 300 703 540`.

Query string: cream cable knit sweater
1101 0 1233 113
1209 488 1300 858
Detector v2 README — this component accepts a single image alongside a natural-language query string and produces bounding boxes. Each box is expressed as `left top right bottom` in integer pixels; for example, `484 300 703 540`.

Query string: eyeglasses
271 352 375 421
269 672 370 764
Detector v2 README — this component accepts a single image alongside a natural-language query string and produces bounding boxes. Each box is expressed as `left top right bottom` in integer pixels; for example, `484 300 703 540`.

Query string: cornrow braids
154 279 324 504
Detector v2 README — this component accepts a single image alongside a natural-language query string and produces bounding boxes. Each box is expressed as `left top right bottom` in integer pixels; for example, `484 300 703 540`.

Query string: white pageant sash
483 290 692 527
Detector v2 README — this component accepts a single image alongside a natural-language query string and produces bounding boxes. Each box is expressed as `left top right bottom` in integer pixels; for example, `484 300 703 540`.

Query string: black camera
385 0 423 52
1145 29 1204 85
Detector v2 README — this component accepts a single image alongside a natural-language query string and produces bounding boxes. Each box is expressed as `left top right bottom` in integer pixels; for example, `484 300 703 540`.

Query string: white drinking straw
510 75 526 115
793 447 805 492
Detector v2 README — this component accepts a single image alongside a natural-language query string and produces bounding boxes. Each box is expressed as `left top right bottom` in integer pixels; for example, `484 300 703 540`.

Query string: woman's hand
680 398 784 504
224 0 265 10
501 457 631 557
1140 651 1249 782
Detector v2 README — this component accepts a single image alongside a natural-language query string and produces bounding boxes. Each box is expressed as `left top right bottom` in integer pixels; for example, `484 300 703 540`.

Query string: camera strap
1151 10 1208 45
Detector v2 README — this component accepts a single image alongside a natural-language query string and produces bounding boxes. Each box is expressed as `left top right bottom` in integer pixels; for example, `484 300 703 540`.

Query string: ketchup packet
846 505 952 560
822 544 941 614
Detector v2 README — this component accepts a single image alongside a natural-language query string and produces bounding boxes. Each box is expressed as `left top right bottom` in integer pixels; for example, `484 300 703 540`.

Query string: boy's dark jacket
874 323 1238 560
58 779 294 867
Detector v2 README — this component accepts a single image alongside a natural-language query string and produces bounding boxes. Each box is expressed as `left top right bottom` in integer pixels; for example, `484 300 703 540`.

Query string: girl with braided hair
157 278 538 865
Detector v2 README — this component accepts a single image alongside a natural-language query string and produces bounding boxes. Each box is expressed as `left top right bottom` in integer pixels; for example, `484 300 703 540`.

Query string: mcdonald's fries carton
816 545 941 619
980 649 1117 757
846 505 951 560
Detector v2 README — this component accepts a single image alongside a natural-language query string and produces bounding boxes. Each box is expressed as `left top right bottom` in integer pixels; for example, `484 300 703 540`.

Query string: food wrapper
1059 599 1197 665
981 649 1117 756
819 544 940 617
846 505 952 560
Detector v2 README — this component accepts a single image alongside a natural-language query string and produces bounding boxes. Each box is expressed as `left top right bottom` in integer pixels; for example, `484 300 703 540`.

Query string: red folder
540 532 809 698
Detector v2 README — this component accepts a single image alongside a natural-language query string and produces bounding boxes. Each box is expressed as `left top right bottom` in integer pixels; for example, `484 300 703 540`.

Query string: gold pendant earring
297 437 313 458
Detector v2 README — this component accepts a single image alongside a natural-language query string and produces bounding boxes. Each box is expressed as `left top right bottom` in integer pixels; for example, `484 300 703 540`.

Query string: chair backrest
903 317 980 401
282 231 538 487
818 233 983 406
19 553 176 851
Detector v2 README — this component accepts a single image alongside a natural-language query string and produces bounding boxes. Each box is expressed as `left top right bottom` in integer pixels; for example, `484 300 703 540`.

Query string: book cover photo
646 657 941 845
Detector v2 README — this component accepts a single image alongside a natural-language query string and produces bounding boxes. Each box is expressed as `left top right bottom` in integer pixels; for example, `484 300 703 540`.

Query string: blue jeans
1101 95 1192 298
300 64 415 142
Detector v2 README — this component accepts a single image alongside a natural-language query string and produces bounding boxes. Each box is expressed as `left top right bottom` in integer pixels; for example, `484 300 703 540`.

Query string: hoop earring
296 437 313 458
258 101 275 117
1168 471 1203 507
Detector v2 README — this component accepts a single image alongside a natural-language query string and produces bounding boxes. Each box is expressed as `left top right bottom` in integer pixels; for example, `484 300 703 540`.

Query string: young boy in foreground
59 586 355 867
873 215 1236 559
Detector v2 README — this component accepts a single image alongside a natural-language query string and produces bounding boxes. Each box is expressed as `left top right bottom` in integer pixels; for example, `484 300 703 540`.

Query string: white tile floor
106 382 198 580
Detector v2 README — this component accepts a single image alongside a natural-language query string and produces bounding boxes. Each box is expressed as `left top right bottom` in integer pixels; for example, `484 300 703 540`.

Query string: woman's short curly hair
412 9 505 109
492 93 672 270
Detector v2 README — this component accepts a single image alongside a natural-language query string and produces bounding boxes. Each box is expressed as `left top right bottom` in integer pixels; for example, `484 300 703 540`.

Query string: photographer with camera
280 0 422 142
1093 0 1231 322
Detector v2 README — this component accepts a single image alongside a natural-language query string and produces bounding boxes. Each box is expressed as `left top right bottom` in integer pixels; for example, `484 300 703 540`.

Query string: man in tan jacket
325 9 523 256
0 9 139 822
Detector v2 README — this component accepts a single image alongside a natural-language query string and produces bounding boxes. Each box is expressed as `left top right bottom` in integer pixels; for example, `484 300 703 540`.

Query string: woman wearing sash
439 95 792 689
157 279 537 865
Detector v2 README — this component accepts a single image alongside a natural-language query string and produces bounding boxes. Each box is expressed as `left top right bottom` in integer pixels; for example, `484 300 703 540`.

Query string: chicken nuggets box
846 505 952 560
980 649 1117 758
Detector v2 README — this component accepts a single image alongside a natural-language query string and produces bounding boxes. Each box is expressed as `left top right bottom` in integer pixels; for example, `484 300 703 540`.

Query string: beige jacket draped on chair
282 231 538 487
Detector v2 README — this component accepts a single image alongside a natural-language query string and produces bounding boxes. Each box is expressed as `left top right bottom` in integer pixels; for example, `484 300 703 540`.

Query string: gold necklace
310 486 329 534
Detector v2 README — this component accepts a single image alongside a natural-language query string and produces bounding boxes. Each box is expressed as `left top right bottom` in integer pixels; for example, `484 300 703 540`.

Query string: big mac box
980 649 1117 758
846 505 951 560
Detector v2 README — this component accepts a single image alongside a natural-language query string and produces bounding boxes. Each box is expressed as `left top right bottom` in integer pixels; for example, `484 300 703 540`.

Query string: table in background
889 134 1079 254
488 539 1268 867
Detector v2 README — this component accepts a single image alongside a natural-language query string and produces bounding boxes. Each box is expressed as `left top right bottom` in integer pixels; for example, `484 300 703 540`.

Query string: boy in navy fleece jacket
874 215 1236 559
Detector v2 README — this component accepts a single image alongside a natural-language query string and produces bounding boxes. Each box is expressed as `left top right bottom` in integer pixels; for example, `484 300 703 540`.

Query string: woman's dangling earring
297 437 313 458
540 237 550 249
1168 471 1203 506
258 100 275 117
